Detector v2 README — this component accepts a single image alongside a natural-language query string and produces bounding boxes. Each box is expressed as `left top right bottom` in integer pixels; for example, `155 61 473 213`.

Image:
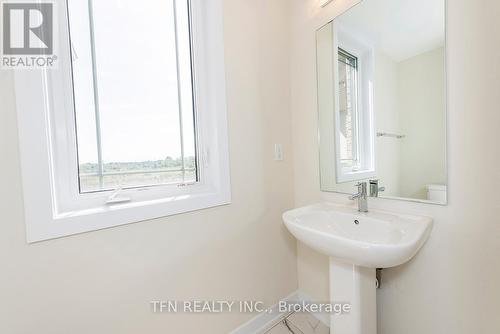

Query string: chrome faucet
369 179 385 198
349 182 368 212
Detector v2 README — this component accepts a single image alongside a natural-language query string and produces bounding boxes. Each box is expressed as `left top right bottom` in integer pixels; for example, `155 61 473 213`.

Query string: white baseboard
229 290 330 334
229 291 299 334
296 291 330 328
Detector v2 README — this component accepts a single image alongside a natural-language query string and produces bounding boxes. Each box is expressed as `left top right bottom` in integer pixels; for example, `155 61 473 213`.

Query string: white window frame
14 0 231 243
333 23 376 183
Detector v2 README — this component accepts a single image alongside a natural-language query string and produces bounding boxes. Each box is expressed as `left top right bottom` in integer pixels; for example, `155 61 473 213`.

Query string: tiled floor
264 312 329 334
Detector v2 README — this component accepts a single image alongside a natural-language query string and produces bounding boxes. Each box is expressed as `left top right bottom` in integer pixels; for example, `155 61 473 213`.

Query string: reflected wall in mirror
317 0 447 204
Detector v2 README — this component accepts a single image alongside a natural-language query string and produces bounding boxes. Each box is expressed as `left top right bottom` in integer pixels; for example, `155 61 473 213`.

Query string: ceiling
336 0 445 62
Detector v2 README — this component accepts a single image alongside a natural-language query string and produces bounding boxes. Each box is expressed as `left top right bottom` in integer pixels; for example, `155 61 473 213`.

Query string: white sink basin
283 202 433 268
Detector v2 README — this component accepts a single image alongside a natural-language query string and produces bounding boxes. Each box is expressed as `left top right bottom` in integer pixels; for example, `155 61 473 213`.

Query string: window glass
68 0 197 193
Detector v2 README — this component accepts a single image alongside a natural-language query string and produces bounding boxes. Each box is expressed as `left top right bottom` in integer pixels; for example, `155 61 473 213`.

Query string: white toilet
426 184 447 203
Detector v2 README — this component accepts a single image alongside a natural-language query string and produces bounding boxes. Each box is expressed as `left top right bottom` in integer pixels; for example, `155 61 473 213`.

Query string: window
69 0 197 194
14 0 230 242
338 48 360 171
333 26 375 183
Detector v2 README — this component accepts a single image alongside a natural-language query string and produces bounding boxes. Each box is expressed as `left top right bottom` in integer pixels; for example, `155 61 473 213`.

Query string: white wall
0 0 298 333
290 0 500 334
398 47 447 199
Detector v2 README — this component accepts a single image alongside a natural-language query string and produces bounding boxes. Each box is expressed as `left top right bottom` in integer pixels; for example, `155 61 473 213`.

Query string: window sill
28 190 230 243
336 169 377 184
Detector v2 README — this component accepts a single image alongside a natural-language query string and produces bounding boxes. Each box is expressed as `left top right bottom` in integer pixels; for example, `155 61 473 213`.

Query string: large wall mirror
317 0 447 204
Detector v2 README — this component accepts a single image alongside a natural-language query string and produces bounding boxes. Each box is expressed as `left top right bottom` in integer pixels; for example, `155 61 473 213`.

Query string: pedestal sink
282 203 433 334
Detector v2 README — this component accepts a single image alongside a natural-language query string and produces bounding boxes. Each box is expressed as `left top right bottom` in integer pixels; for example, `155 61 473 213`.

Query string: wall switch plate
274 144 284 161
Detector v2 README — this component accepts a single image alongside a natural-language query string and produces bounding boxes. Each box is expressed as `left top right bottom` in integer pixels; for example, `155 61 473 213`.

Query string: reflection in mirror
317 0 447 204
338 49 359 171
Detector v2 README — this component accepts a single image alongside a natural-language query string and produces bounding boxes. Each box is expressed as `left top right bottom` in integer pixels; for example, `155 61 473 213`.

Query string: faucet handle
350 182 367 198
349 193 360 200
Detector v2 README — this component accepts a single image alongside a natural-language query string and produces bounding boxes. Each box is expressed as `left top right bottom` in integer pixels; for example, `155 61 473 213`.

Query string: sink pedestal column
329 258 377 334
